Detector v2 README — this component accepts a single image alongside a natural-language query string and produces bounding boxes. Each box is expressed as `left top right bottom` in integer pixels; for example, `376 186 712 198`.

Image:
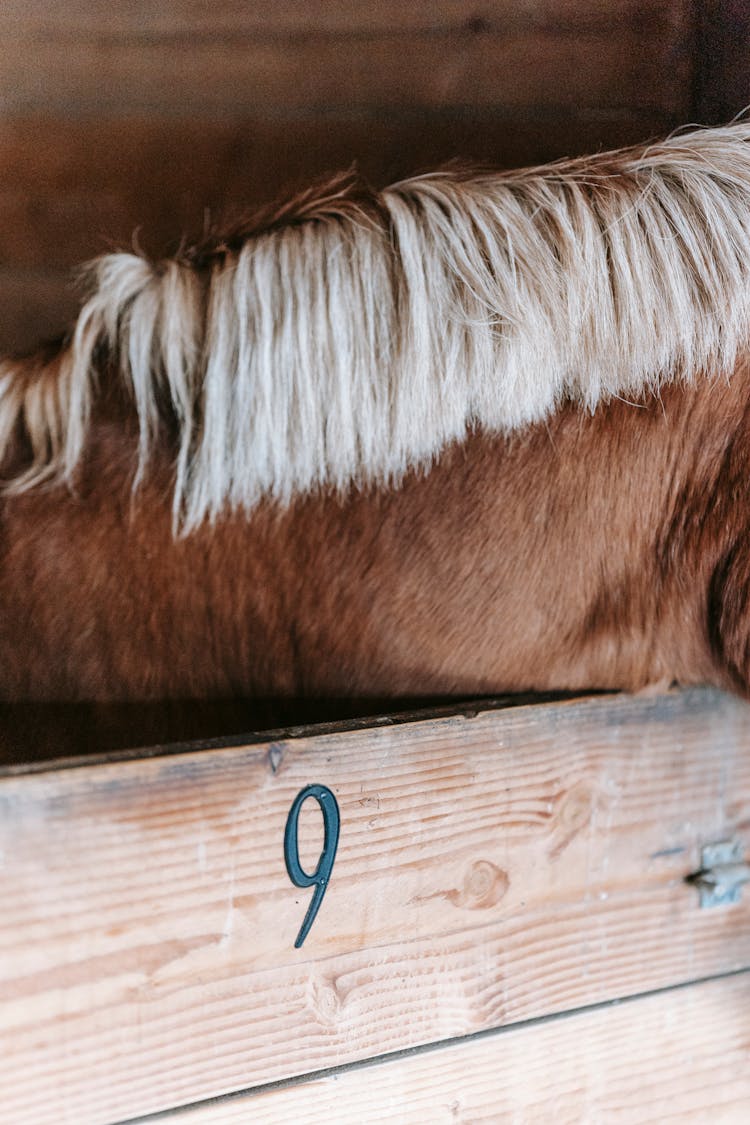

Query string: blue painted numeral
284 784 340 948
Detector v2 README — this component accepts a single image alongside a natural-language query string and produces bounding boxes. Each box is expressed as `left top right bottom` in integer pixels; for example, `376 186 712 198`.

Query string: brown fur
2 364 750 722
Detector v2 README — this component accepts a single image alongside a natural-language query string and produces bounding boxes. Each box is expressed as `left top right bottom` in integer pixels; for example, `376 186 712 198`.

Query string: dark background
2 0 749 356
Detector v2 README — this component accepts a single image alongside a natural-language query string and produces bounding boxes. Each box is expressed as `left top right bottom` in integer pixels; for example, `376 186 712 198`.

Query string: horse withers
2 125 750 748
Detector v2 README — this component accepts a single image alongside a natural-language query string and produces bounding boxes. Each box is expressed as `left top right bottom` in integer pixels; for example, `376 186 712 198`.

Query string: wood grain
0 29 690 119
0 695 504 765
1 688 749 1124
0 1 690 40
159 973 750 1122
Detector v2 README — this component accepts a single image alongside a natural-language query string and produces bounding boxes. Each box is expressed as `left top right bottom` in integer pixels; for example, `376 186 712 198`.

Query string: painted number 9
284 784 340 948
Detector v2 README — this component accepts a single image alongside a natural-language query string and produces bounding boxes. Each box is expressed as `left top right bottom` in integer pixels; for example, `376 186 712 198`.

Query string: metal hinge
687 840 750 908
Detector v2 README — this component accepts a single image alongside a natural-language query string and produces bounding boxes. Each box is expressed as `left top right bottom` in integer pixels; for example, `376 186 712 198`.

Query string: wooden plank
0 1 690 39
0 696 501 766
1 688 749 1124
0 28 691 119
162 973 750 1122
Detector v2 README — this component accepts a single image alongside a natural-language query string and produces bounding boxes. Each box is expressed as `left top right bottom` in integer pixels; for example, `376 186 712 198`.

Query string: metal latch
687 840 750 908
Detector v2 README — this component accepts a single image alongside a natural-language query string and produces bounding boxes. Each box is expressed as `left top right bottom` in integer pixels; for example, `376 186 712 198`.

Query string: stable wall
2 1 747 354
2 688 749 1122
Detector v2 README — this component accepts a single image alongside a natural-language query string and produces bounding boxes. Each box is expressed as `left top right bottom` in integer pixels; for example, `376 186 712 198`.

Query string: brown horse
3 124 750 754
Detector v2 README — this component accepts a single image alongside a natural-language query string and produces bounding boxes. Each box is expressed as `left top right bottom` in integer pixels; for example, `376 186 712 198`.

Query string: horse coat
3 123 750 736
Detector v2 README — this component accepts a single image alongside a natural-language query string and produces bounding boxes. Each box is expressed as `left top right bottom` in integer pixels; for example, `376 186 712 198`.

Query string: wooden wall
1 1 748 355
2 688 750 1122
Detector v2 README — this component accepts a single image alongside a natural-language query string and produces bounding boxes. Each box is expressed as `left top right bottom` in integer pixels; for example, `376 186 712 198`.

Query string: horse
3 122 750 755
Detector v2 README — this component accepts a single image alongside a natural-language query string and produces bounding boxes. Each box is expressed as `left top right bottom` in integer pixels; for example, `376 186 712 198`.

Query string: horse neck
1 366 750 703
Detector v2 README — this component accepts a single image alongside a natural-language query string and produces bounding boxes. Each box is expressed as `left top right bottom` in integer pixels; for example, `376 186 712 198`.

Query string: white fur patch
3 123 750 529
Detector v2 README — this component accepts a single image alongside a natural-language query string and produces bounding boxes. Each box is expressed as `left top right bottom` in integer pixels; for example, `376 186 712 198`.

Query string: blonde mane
3 123 750 530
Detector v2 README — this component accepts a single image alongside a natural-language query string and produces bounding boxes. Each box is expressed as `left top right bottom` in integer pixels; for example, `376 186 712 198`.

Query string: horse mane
3 122 750 530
